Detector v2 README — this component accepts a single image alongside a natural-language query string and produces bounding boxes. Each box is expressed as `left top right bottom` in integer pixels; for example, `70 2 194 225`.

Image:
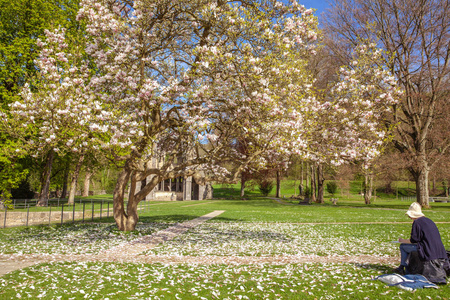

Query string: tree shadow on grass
351 262 393 274
2 217 196 246
138 214 239 224
158 223 294 248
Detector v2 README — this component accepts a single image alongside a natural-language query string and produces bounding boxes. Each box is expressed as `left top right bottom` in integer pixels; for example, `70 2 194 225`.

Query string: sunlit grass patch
1 261 447 300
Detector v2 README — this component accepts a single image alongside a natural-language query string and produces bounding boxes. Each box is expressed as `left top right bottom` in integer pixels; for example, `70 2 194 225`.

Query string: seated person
394 202 448 283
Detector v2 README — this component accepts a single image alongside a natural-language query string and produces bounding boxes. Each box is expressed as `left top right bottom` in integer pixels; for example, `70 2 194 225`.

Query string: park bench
429 197 449 203
154 191 176 201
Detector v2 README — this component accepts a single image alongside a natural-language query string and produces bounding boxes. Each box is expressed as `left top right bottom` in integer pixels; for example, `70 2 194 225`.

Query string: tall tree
0 0 81 204
324 0 450 207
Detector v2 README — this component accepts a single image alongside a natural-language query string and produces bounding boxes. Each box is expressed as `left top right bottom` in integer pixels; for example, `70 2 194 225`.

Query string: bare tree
324 0 450 207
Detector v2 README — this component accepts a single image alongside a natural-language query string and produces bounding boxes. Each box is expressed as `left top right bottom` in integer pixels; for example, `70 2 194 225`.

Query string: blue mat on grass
375 274 439 291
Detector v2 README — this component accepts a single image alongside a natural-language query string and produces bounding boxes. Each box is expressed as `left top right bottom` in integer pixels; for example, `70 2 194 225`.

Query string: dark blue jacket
410 217 447 261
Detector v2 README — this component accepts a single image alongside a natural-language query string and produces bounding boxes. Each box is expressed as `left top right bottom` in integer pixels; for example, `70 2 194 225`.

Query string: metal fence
399 196 449 203
1 198 152 228
399 196 416 202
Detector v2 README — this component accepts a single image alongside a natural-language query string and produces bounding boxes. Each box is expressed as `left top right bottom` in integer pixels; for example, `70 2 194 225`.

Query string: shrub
258 180 273 196
303 186 311 197
11 180 35 199
326 181 338 196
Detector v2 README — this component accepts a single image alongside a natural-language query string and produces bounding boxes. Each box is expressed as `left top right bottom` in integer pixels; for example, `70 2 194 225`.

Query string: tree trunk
305 162 309 194
431 174 436 195
82 169 92 197
60 159 70 199
113 162 140 231
68 154 85 205
310 164 316 203
316 164 325 204
275 169 281 198
364 173 373 205
240 176 246 199
414 158 430 207
37 150 55 206
300 161 304 196
113 160 159 231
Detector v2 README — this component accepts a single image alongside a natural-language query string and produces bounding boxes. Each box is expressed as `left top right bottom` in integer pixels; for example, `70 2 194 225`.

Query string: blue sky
298 0 330 20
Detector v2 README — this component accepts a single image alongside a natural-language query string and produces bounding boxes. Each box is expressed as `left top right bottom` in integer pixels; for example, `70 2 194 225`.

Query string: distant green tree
0 0 81 204
258 180 274 197
0 0 81 105
326 181 338 196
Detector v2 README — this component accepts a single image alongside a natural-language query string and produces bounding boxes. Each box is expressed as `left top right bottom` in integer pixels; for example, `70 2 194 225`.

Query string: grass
1 192 449 299
5 261 447 300
216 179 446 201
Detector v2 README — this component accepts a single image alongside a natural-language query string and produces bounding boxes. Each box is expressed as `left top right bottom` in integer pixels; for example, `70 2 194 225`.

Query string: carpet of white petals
0 221 401 270
145 222 402 259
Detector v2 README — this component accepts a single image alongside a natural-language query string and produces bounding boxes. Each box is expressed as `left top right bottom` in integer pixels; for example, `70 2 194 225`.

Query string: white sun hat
405 202 425 218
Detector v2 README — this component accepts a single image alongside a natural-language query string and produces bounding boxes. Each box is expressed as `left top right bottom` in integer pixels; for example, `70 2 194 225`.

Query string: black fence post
72 203 75 223
107 202 109 218
61 204 64 225
49 205 52 225
83 202 85 223
3 206 7 228
24 199 27 210
100 201 103 220
91 201 94 221
26 205 30 227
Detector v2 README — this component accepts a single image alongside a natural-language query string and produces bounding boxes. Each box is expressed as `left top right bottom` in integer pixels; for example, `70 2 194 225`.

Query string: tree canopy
0 0 81 200
4 0 401 230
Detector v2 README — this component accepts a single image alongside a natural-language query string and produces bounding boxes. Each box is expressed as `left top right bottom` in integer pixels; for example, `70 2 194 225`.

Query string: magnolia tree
5 0 320 230
5 27 97 206
307 42 401 203
5 0 399 231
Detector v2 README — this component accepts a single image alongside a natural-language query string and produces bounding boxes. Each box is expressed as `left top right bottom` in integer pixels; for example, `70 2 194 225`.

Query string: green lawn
5 261 447 300
213 180 421 201
1 198 449 299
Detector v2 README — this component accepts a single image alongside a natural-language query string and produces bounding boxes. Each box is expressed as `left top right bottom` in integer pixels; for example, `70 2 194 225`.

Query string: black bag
406 251 424 275
423 259 447 284
406 250 448 284
444 250 450 277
